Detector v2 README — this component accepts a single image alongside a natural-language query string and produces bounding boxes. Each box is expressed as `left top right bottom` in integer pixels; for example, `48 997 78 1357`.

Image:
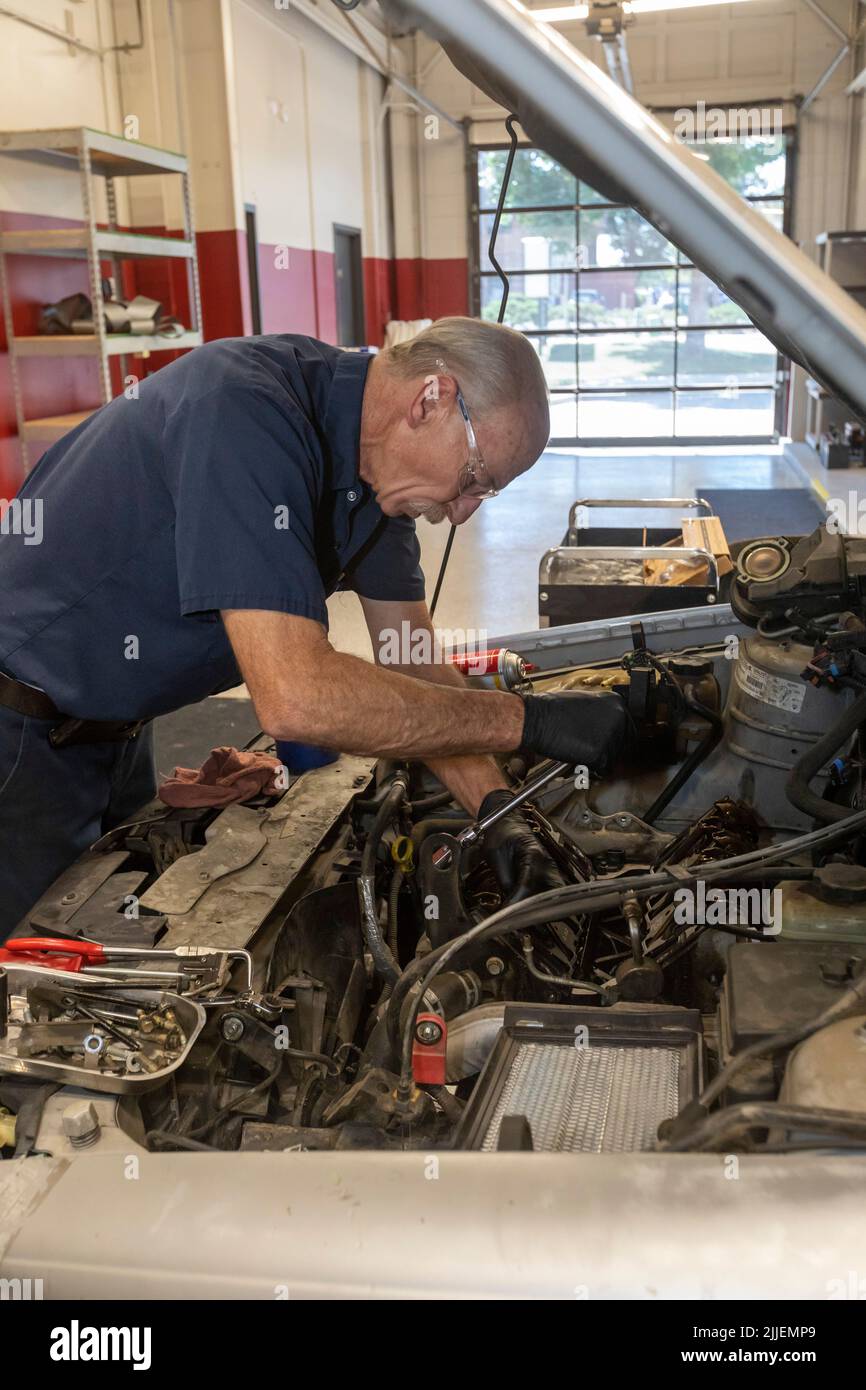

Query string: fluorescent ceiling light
532 0 757 20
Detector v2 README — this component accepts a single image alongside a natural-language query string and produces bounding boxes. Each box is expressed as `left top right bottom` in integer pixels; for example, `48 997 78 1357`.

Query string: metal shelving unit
0 127 203 471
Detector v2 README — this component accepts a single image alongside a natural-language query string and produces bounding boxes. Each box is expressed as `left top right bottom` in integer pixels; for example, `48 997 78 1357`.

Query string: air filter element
457 1003 703 1153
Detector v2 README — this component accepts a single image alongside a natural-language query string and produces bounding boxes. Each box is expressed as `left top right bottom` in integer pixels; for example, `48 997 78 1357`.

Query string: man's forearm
420 753 508 816
279 648 523 760
223 609 525 760
391 650 508 815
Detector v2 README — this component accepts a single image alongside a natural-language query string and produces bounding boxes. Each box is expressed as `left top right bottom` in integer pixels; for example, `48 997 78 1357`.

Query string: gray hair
383 315 549 420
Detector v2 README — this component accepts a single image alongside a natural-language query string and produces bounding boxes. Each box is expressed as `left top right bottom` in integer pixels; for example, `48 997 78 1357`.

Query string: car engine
5 522 866 1164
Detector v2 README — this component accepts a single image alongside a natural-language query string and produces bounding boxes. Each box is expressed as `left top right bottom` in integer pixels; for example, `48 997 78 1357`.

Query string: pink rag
158 746 283 808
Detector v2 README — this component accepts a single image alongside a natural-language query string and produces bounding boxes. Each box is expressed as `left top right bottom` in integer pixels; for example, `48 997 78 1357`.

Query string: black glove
519 689 632 775
478 789 566 903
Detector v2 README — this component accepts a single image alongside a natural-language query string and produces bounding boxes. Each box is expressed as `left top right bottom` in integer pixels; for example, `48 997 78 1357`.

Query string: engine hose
662 1101 866 1152
387 802 866 1089
786 689 866 823
358 775 408 984
409 789 455 815
410 814 472 848
643 692 724 825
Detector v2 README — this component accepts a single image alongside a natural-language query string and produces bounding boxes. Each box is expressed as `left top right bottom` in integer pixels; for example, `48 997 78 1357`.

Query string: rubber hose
410 814 472 849
786 690 866 823
358 776 407 983
643 692 724 825
663 1101 866 1152
409 789 455 815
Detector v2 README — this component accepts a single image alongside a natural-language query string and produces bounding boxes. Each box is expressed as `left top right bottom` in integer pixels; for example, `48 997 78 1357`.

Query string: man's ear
407 373 458 428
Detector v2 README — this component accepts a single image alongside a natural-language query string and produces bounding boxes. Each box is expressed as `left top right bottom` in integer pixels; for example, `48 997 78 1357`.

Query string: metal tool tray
540 496 721 627
0 964 206 1094
564 497 713 548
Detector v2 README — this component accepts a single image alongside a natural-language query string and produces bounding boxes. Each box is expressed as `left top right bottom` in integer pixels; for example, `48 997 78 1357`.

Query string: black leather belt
0 670 148 748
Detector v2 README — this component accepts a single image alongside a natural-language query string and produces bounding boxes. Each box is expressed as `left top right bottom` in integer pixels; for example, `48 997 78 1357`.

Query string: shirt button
346 490 358 503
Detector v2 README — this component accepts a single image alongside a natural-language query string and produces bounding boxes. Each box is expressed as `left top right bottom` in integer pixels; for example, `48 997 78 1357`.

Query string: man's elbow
253 697 314 744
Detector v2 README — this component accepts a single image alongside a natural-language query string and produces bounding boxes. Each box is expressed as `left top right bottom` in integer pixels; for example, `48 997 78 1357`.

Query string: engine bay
5 523 866 1163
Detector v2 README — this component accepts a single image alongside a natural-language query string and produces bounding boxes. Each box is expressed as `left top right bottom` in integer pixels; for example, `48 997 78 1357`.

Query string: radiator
458 1003 703 1154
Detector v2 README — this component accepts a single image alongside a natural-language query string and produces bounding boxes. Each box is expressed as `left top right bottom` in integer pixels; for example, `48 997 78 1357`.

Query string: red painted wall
197 228 248 340
249 244 337 342
393 257 469 322
257 244 317 336
364 255 394 346
251 245 466 345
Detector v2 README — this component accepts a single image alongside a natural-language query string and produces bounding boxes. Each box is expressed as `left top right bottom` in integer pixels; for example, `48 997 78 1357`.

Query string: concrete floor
327 444 804 657
785 439 866 509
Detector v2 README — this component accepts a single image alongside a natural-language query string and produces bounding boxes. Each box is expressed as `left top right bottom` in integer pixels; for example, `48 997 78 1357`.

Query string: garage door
472 133 791 446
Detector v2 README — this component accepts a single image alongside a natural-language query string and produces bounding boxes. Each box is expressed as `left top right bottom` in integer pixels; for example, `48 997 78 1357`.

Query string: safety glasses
455 387 499 499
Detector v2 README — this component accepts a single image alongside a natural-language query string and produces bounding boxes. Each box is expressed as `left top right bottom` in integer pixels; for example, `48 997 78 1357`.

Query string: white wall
0 0 122 222
0 0 223 234
228 0 372 253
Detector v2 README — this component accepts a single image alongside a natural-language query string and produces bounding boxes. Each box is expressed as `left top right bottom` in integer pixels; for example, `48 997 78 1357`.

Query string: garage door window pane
678 269 750 326
549 393 578 438
579 332 676 388
480 273 577 331
579 391 674 437
675 389 776 436
690 135 786 198
473 139 787 442
478 149 577 209
579 269 677 328
579 181 612 205
579 206 676 268
529 334 578 389
677 327 778 387
478 211 577 270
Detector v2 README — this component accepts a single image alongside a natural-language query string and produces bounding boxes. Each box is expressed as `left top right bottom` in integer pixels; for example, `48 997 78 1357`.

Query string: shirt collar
323 350 373 493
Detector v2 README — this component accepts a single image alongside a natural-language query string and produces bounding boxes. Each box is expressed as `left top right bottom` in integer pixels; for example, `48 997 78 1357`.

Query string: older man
0 317 627 938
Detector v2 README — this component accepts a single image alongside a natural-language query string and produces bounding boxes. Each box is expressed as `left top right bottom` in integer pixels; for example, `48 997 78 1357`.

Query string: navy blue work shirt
0 335 425 721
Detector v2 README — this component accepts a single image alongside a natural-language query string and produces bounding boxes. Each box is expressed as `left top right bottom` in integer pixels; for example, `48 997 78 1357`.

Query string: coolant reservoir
778 865 866 945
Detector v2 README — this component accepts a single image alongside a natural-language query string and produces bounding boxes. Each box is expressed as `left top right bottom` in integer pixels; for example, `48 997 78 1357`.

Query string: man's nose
445 495 484 525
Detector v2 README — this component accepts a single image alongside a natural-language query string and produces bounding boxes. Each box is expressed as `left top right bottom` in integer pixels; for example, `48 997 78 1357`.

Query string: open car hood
383 0 866 420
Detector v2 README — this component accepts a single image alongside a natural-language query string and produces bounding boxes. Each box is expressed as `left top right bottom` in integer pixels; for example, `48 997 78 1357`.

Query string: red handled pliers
0 937 113 973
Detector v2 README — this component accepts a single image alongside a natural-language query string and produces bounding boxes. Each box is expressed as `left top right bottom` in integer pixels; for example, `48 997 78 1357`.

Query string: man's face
372 373 546 525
